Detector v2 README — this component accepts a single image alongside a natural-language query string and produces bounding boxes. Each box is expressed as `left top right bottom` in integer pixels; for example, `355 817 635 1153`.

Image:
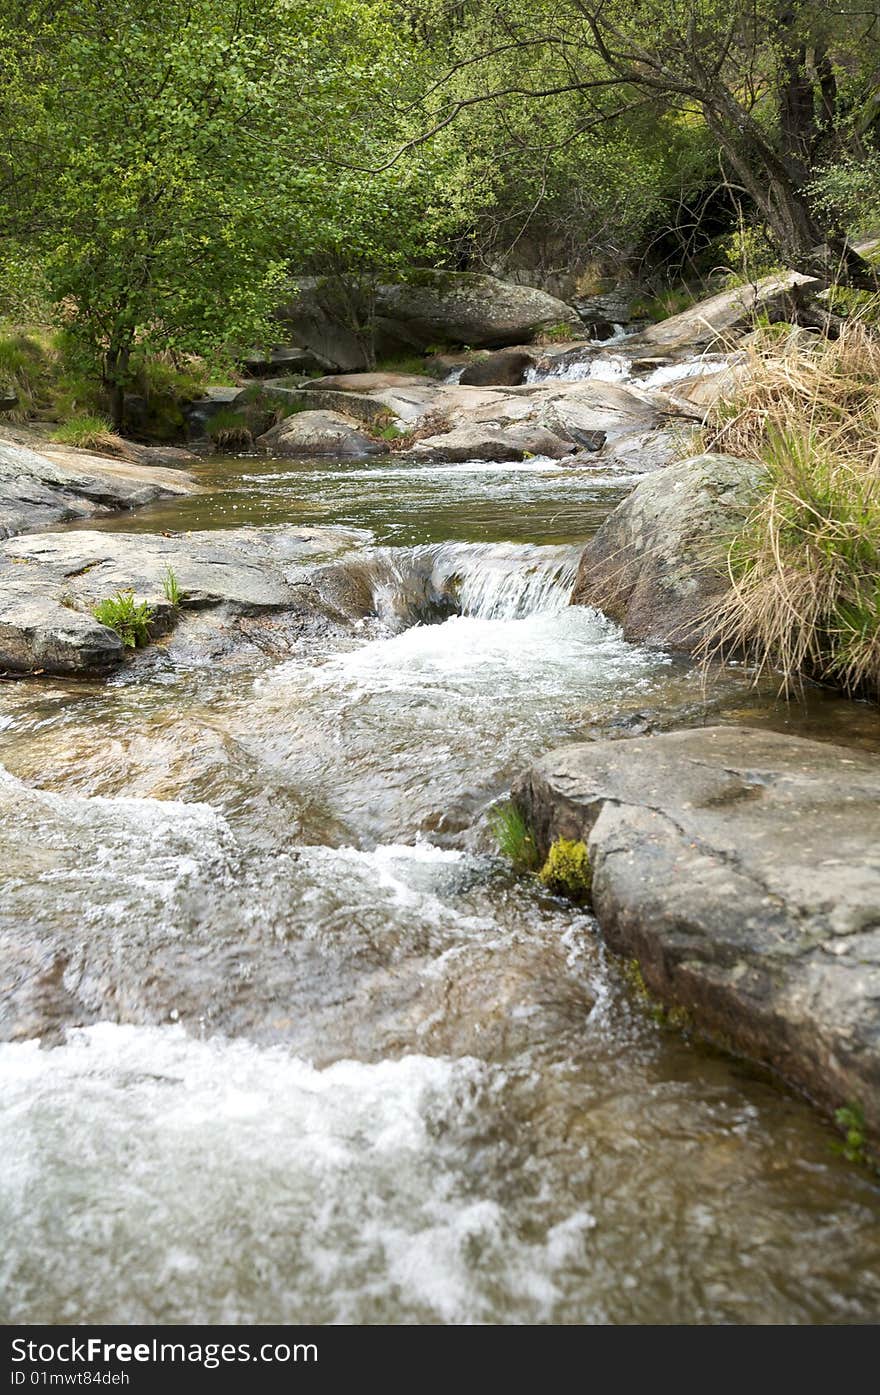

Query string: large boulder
256 409 385 458
571 453 764 647
378 271 582 348
275 272 584 369
458 349 536 387
516 726 880 1143
409 423 576 463
633 270 820 350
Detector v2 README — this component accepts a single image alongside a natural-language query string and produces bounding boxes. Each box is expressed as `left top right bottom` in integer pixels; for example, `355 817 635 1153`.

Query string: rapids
2 449 880 1324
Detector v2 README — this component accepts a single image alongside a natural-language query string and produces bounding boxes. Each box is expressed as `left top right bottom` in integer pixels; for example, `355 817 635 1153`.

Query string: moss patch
538 837 592 902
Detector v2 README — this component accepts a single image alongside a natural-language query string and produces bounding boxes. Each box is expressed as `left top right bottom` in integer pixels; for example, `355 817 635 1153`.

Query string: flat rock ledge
0 436 194 539
516 726 880 1143
0 525 361 676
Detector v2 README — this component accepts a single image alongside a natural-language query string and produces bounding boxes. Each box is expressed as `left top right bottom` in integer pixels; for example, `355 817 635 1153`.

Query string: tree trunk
103 340 131 433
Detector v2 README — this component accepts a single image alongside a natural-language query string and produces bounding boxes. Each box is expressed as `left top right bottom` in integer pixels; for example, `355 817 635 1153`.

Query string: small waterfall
526 347 633 385
454 544 581 619
322 542 583 630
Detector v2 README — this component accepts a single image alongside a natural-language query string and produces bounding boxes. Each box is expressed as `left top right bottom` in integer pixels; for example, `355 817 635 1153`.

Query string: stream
2 451 880 1324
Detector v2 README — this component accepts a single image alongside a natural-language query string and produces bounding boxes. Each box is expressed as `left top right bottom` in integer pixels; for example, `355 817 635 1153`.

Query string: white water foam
0 1024 597 1323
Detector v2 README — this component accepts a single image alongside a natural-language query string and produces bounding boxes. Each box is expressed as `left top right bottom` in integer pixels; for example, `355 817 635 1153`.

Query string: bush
51 413 123 451
701 323 880 697
92 591 154 648
538 838 592 902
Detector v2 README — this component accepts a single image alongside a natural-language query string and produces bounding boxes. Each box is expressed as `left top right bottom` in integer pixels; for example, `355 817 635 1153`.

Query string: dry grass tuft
699 321 880 697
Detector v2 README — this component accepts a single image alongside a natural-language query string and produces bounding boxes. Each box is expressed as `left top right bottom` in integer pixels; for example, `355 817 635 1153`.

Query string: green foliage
811 154 880 240
488 802 539 872
0 0 426 417
50 413 121 450
834 1103 869 1166
0 326 60 420
162 567 183 608
92 591 154 648
630 285 700 321
535 322 581 344
376 354 430 376
372 422 404 442
538 838 592 902
715 225 785 287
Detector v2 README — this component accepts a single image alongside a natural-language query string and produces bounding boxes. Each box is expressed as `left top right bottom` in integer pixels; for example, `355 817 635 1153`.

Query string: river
2 450 880 1323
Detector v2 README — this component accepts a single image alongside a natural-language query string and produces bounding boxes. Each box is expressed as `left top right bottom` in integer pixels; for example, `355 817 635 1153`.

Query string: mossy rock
538 838 592 902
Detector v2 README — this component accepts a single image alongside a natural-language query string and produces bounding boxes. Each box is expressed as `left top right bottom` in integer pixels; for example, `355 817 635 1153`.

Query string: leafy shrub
538 838 592 902
488 802 539 871
92 590 154 648
51 413 124 451
0 326 59 420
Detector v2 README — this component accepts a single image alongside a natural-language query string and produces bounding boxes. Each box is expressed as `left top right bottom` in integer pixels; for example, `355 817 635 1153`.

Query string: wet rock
571 453 763 648
242 344 331 377
276 271 583 368
304 372 430 391
542 380 659 445
517 726 880 1142
122 443 199 468
0 436 194 539
561 427 606 453
256 409 385 458
602 426 689 473
182 385 240 436
632 270 821 350
410 423 576 463
571 287 634 325
0 525 360 675
459 350 536 387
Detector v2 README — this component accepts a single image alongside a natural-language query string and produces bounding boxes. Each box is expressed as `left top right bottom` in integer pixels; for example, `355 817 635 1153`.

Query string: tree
0 0 421 425
395 0 880 282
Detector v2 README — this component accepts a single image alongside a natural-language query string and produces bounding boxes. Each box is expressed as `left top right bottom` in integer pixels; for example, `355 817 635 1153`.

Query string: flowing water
2 450 880 1324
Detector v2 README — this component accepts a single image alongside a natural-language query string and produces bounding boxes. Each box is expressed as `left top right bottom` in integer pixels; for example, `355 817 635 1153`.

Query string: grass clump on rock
488 801 539 872
51 412 124 452
93 590 154 648
162 566 183 608
538 837 592 903
208 408 254 451
700 321 880 699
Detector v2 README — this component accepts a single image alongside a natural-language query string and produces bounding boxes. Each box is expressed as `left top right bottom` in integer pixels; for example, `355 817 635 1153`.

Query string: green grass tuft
488 801 539 872
51 412 123 451
833 1103 869 1166
162 566 183 608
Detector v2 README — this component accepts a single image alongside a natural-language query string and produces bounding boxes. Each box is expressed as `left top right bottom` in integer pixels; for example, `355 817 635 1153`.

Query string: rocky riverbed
2 281 880 1324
